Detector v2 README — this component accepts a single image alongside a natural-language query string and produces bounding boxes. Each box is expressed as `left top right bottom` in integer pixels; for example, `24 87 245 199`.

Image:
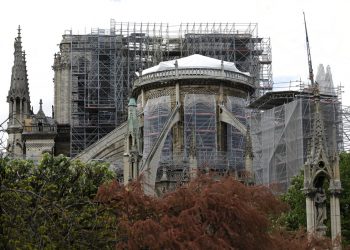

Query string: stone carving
314 187 327 228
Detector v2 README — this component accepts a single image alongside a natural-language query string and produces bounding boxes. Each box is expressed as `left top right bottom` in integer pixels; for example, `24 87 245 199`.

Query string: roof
248 91 305 109
141 54 249 76
249 90 337 110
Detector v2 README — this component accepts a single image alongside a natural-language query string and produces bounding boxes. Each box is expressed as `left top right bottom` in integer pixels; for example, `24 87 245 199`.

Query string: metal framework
143 96 172 161
249 82 343 192
150 93 249 186
227 96 248 171
64 21 272 156
342 106 350 151
0 119 8 157
184 94 217 156
66 32 118 156
111 21 272 91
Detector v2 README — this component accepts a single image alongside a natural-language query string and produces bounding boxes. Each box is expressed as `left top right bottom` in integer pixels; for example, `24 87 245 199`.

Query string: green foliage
279 172 306 230
340 152 350 245
0 154 116 249
2 152 348 248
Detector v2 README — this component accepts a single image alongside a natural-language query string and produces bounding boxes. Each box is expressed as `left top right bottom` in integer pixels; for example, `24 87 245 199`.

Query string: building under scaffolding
51 21 345 194
249 74 342 192
74 58 344 194
53 21 272 157
122 54 255 195
4 24 350 194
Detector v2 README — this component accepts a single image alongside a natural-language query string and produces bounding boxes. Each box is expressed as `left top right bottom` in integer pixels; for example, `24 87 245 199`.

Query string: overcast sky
0 0 349 127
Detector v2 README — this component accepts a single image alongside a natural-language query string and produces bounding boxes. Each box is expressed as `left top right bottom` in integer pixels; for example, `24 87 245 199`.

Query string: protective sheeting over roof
141 54 249 76
316 64 336 96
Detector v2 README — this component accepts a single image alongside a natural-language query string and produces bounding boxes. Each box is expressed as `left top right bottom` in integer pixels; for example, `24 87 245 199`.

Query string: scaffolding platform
249 90 337 110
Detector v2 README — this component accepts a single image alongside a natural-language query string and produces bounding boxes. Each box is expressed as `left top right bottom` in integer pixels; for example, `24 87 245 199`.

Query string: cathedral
4 22 343 247
5 25 341 191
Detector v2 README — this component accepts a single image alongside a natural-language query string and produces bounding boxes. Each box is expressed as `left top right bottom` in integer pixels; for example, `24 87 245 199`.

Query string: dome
141 54 249 76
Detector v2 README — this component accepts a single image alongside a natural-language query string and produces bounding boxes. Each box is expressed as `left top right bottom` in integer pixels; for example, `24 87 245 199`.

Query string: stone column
305 193 316 234
123 153 130 185
9 100 13 123
141 89 145 108
13 100 16 125
244 154 253 175
173 83 182 153
330 191 342 249
189 155 198 180
19 99 22 124
67 67 72 124
24 101 27 119
61 64 71 124
189 127 197 180
244 127 254 181
53 66 58 120
219 83 223 104
123 134 132 185
61 65 69 124
217 101 223 152
56 67 62 123
175 83 180 104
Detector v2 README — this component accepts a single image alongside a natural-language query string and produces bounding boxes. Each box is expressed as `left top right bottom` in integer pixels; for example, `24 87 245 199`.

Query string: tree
340 152 350 245
1 154 339 249
279 172 306 230
0 154 116 249
96 176 330 249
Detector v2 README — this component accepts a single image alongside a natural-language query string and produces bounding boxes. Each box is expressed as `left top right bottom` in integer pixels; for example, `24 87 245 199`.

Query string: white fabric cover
141 54 248 75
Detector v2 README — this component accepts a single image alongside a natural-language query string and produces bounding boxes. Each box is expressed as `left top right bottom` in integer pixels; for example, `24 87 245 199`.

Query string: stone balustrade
23 125 57 134
133 68 252 88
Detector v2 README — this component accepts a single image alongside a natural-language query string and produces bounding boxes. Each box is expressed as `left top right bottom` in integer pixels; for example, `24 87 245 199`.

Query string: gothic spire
303 14 329 166
36 99 46 118
7 25 31 104
306 95 329 166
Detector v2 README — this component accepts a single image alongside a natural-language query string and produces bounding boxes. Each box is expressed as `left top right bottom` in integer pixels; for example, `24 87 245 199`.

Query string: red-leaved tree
96 176 331 250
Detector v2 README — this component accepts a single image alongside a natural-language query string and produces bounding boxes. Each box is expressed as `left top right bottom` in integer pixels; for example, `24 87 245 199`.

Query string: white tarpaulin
141 54 249 76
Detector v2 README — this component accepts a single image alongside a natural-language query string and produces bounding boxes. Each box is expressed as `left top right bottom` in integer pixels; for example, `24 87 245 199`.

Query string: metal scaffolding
61 21 272 156
143 96 172 162
146 94 250 186
66 32 118 156
0 119 8 157
184 94 217 156
227 96 248 172
342 106 350 151
249 82 343 192
111 21 272 92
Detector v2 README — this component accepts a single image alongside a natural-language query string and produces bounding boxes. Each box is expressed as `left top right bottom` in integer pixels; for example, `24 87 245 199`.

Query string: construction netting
184 94 217 167
250 97 341 192
142 96 172 162
227 96 248 172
